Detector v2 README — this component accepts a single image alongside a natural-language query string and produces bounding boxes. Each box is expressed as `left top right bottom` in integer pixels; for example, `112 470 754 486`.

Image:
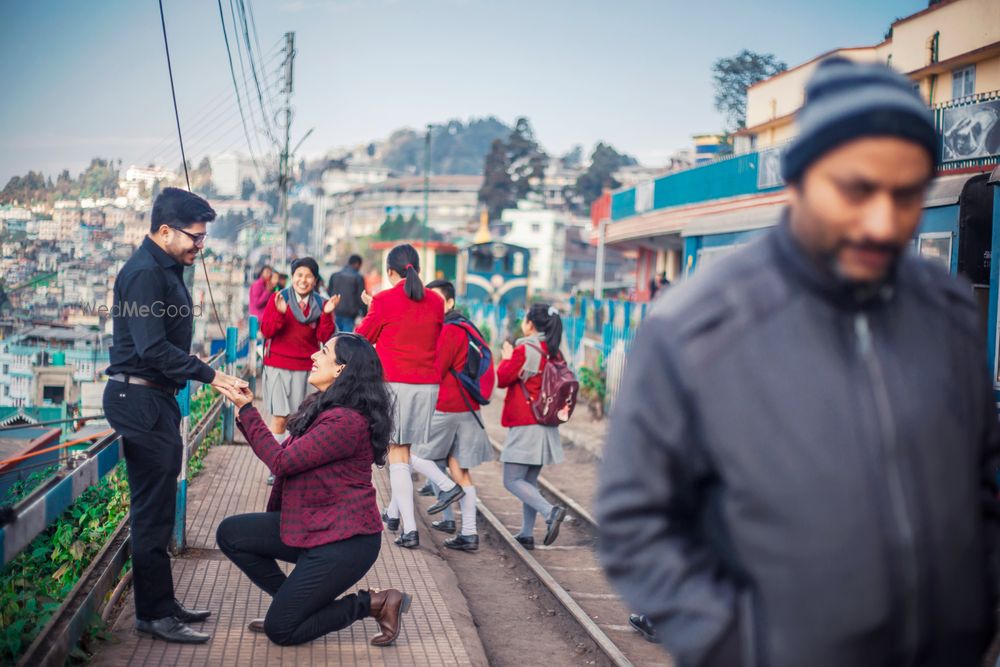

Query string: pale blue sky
0 0 927 183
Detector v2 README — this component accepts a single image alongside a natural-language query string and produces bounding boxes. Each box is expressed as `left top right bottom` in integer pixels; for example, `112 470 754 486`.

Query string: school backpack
446 316 495 405
519 344 579 426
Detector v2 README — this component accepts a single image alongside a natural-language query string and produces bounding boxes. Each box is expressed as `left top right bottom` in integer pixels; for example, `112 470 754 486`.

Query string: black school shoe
135 617 210 644
417 482 435 496
443 534 478 551
381 510 400 532
431 519 456 534
394 530 419 548
172 598 211 623
427 485 465 515
629 614 657 642
543 506 567 546
515 535 535 550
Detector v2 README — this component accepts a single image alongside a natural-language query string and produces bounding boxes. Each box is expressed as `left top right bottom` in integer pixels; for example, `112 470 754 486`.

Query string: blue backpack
447 316 495 406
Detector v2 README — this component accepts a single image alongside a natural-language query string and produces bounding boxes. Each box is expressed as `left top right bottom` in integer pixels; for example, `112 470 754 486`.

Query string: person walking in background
249 265 273 321
216 333 411 647
357 244 446 549
260 257 338 484
409 280 495 552
597 58 1000 667
497 304 568 550
329 254 367 333
103 187 249 644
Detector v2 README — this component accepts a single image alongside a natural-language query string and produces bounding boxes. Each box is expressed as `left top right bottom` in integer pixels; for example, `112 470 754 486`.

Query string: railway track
449 413 669 667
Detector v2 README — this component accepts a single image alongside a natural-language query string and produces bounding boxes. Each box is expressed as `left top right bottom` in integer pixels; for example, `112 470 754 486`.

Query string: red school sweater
496 341 548 427
435 320 479 413
260 292 336 371
356 281 443 384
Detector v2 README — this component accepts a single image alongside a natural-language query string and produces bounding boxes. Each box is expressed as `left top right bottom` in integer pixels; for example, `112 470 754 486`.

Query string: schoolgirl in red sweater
496 303 568 548
356 244 445 548
260 258 337 446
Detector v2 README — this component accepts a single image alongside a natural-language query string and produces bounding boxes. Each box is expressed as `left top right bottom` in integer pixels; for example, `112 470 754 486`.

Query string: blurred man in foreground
597 58 1000 667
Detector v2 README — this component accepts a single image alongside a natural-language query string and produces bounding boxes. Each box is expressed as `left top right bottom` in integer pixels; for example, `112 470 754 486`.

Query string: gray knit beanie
781 57 937 182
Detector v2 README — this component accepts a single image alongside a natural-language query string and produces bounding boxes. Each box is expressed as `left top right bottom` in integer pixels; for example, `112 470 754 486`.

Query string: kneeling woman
216 333 410 647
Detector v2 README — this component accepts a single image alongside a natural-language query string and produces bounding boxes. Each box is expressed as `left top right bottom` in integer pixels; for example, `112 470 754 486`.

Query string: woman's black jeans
216 512 381 645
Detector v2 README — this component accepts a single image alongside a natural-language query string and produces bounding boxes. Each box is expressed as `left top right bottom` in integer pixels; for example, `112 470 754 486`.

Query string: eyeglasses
169 226 208 247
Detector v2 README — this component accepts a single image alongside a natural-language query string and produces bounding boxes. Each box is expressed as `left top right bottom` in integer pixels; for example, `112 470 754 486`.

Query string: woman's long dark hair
526 303 563 360
286 333 393 465
386 243 424 301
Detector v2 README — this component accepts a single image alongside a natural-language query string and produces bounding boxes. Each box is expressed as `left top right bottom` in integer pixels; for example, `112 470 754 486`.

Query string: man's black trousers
103 380 182 621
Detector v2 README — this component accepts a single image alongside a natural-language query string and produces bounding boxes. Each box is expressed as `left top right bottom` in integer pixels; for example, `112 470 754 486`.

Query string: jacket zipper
854 313 920 663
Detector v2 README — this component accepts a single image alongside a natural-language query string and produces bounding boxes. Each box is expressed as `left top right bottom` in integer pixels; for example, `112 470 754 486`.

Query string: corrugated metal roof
923 172 979 208
682 202 785 237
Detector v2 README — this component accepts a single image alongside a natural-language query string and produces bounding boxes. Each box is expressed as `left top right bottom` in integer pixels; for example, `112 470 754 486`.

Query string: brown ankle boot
367 588 412 646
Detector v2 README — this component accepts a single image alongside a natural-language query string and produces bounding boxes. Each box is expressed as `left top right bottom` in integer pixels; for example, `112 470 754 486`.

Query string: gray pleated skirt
387 382 438 446
499 424 563 466
412 410 495 469
262 365 314 418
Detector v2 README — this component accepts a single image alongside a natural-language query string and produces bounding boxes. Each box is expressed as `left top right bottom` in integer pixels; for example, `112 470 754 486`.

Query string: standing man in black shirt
328 254 367 332
104 187 248 644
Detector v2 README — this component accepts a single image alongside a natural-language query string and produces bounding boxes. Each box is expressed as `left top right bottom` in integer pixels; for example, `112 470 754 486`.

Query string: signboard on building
757 146 785 190
941 99 1000 162
634 180 654 214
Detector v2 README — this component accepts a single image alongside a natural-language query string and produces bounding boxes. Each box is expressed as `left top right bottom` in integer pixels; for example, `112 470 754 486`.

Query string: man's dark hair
348 254 363 268
150 187 216 233
426 279 455 303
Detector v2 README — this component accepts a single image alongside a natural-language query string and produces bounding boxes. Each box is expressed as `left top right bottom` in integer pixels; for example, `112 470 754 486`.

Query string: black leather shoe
394 530 419 548
629 614 657 642
381 510 400 532
417 482 435 496
543 506 567 546
136 616 210 643
173 599 211 623
431 519 456 534
515 535 535 550
427 485 464 515
444 534 478 551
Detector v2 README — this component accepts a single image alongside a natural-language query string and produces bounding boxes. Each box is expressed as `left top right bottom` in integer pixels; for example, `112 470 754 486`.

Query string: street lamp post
422 124 432 274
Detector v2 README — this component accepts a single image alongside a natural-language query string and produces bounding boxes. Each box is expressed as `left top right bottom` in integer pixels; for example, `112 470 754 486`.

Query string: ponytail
386 243 425 301
527 303 563 359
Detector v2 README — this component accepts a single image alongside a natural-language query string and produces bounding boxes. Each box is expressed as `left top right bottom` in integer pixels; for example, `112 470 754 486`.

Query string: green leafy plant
0 464 129 663
2 464 60 506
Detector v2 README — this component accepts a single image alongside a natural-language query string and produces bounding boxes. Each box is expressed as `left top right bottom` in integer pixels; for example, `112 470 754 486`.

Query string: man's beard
821 238 904 286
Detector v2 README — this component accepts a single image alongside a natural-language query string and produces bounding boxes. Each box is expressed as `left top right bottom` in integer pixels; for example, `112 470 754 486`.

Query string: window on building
952 65 975 99
42 385 65 404
530 223 541 234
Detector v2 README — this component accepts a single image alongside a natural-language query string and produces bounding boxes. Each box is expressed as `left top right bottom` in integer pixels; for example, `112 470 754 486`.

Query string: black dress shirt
105 237 215 390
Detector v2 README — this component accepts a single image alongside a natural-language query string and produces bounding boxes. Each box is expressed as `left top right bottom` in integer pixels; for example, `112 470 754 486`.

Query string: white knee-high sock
459 486 477 536
410 455 456 491
273 430 289 443
389 463 417 533
386 493 399 519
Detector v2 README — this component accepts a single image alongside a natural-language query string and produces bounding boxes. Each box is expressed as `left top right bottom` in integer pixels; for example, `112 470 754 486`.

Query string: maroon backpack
518 344 579 426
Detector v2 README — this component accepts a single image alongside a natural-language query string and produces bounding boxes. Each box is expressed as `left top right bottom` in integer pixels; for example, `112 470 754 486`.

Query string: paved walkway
91 441 488 666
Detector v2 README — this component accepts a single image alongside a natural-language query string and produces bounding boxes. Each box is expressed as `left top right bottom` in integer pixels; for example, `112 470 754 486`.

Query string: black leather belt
108 374 178 396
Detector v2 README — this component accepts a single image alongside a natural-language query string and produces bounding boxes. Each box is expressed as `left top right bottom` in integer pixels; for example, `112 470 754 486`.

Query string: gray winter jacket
596 218 1000 667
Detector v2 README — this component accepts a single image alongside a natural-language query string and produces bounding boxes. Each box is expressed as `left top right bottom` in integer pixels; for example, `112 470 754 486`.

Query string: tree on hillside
573 143 639 211
712 50 787 131
477 117 549 220
381 117 511 175
560 145 584 169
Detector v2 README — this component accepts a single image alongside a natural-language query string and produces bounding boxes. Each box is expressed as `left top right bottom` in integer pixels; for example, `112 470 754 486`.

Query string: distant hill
380 117 512 176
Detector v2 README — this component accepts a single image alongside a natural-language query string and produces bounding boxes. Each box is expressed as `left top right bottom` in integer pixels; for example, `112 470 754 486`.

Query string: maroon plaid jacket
236 405 383 547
